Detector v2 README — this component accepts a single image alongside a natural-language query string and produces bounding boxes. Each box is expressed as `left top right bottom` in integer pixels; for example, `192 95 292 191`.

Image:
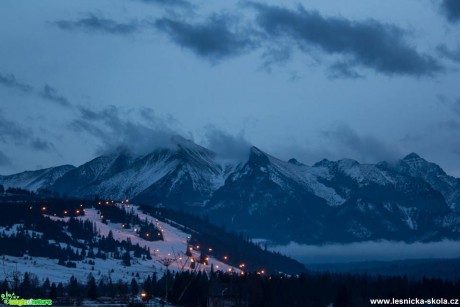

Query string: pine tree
122 251 131 266
19 272 31 296
49 283 57 300
143 276 152 295
42 278 51 297
0 279 9 293
131 278 139 295
87 276 98 300
68 276 79 298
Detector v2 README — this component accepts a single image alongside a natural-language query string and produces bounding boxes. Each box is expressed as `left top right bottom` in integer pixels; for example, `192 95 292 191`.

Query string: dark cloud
0 150 12 167
321 123 400 163
0 72 73 107
328 61 364 79
437 44 460 63
0 113 54 152
203 126 251 161
155 14 257 61
39 85 72 107
139 107 156 122
70 105 177 155
440 0 460 23
250 4 442 76
55 14 141 35
0 72 33 93
259 46 293 72
30 138 54 152
137 0 192 9
453 99 460 116
0 115 30 143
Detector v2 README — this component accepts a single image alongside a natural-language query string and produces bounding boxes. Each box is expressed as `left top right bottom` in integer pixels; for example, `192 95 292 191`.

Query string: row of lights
41 206 83 215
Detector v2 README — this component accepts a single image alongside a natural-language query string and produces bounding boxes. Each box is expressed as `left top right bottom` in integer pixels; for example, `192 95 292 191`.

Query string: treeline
1 271 459 307
0 201 151 264
139 206 305 274
0 185 60 198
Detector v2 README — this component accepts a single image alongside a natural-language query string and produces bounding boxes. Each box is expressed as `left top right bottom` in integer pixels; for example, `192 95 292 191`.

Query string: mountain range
1 137 459 244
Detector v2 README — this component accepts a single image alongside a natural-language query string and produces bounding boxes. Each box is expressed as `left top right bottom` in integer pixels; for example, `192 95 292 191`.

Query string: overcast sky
1 0 460 176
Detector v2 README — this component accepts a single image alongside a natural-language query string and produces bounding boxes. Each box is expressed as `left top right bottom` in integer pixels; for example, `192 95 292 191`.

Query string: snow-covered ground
0 204 237 284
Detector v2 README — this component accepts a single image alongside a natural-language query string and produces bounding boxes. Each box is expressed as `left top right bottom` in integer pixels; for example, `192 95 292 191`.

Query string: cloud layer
0 150 11 167
70 105 177 155
321 123 400 163
155 14 256 61
0 113 54 152
203 126 251 161
0 71 72 108
0 73 33 93
440 0 460 23
251 4 442 77
55 14 141 35
52 3 445 78
271 240 460 264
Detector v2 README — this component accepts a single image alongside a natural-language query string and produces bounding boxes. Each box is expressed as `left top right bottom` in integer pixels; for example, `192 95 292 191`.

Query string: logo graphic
1 292 53 306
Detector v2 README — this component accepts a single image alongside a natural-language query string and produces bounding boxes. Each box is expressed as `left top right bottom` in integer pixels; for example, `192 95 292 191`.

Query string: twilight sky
1 0 460 176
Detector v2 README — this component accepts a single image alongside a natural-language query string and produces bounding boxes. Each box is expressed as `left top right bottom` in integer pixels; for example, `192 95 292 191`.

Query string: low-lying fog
269 240 460 264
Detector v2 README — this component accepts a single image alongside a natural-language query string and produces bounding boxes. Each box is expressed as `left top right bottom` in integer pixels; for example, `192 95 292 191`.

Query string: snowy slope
0 165 75 191
392 153 460 211
52 138 235 207
0 203 237 285
205 147 459 244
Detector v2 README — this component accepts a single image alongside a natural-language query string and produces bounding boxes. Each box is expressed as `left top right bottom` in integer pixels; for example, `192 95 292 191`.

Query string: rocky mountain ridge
1 138 459 244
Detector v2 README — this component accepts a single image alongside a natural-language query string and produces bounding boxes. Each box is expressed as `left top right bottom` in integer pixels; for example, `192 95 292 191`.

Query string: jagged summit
288 158 304 166
0 165 76 191
2 141 460 244
313 158 332 167
248 146 271 165
403 152 423 161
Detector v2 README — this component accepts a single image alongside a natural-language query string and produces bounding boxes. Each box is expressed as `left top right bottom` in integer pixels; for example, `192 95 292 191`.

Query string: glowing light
64 210 68 215
223 256 228 260
189 247 193 251
191 258 195 263
141 292 147 298
196 245 200 249
42 207 46 211
157 232 161 236
76 210 80 214
216 265 219 269
208 248 213 252
105 201 109 205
